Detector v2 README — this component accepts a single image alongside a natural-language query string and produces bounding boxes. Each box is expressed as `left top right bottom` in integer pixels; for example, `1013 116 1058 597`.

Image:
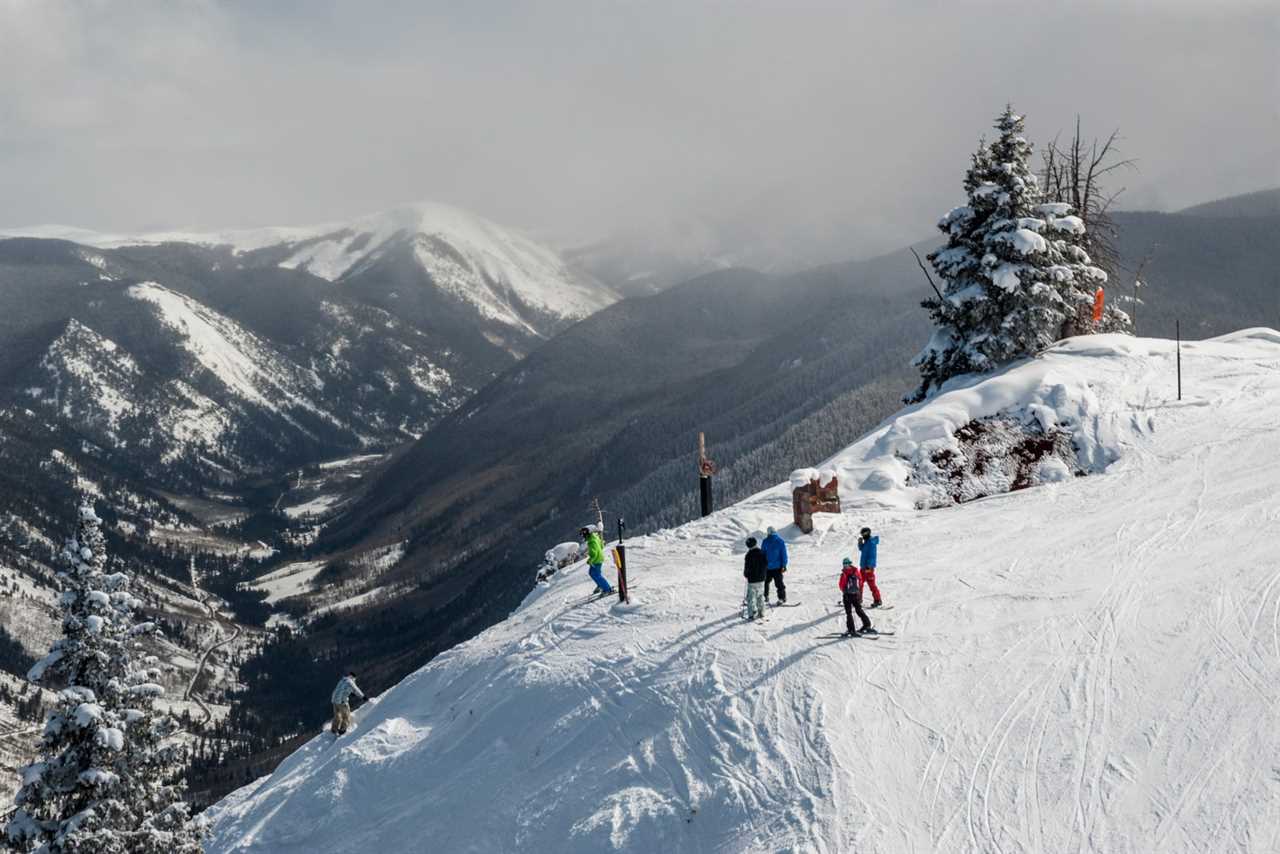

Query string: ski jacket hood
858 535 879 568
761 532 788 570
331 675 365 706
743 547 768 584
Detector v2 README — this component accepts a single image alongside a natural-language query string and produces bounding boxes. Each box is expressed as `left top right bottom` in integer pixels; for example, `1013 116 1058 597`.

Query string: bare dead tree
910 246 944 302
1040 117 1137 278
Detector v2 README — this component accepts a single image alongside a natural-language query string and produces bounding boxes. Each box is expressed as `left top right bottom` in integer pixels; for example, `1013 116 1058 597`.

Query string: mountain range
0 188 1276 803
0 203 615 797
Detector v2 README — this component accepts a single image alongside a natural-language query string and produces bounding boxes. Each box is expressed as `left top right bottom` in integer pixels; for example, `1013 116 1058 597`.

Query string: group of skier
742 526 790 619
745 524 884 637
837 527 883 637
328 522 884 735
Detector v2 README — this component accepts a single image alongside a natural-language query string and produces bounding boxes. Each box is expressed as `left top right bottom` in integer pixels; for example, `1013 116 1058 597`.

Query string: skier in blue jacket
762 526 788 604
858 527 883 607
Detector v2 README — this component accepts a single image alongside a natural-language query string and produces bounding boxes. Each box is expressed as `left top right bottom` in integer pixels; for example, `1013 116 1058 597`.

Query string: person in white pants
743 537 768 620
331 671 365 735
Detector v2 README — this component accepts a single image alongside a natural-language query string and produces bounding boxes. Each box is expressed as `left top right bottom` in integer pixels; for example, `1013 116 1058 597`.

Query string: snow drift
823 334 1162 509
206 330 1280 853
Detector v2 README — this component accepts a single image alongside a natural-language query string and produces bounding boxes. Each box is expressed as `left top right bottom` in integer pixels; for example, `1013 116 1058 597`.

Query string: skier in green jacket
580 526 613 594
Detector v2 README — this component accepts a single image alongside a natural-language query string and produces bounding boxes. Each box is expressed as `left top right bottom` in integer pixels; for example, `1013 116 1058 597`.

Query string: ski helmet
842 557 853 566
860 527 871 537
766 526 776 535
745 537 757 548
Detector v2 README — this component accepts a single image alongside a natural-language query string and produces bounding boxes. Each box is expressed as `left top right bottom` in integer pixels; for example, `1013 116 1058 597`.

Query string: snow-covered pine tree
910 107 1128 402
4 501 204 854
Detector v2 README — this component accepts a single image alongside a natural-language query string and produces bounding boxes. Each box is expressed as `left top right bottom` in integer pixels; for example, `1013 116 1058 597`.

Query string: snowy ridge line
5 201 617 326
127 281 354 435
205 329 1280 853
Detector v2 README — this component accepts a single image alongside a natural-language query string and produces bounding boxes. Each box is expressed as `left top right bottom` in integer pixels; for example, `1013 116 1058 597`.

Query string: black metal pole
699 476 712 517
1176 319 1182 401
615 518 628 603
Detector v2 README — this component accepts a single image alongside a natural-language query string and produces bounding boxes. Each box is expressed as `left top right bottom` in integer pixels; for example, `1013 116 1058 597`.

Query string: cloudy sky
2 0 1276 263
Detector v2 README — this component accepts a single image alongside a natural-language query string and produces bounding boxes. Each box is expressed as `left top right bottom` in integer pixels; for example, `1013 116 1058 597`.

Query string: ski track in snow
206 332 1280 854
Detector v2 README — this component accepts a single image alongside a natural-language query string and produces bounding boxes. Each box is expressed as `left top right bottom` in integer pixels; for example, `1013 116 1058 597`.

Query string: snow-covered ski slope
206 330 1280 854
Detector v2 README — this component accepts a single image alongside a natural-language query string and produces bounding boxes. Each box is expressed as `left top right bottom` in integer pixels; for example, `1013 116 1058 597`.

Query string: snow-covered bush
905 414 1080 508
536 542 582 583
910 107 1131 402
4 500 204 853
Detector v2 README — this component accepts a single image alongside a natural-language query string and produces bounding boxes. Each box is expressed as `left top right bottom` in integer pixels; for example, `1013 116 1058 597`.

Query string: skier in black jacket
743 537 768 620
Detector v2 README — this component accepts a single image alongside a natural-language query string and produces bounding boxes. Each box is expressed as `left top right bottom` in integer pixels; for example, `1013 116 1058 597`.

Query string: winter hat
842 557 853 566
746 537 758 548
766 526 776 535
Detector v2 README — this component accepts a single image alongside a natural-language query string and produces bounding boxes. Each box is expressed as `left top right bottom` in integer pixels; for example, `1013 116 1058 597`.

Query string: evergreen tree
4 501 204 854
910 107 1129 402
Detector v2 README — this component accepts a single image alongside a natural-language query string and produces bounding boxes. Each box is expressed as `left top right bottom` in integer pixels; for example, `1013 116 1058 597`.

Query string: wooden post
615 518 629 603
1176 319 1182 401
698 432 713 517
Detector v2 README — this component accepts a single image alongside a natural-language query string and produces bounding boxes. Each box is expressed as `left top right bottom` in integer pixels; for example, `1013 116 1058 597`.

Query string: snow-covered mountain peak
3 202 616 328
205 329 1280 853
280 201 616 324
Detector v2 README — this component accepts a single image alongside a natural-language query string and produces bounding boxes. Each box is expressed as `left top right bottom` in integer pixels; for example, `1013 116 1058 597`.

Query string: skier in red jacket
838 557 874 636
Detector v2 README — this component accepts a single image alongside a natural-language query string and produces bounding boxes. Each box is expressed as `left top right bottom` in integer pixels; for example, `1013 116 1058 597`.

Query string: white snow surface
206 330 1280 854
246 560 328 605
282 494 343 520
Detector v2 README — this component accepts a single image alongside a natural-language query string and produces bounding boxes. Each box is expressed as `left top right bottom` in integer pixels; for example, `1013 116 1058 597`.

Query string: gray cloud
2 0 1277 264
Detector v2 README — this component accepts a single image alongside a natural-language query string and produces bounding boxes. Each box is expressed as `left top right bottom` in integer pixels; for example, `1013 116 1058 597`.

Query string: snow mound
206 331 1280 853
815 334 1177 510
